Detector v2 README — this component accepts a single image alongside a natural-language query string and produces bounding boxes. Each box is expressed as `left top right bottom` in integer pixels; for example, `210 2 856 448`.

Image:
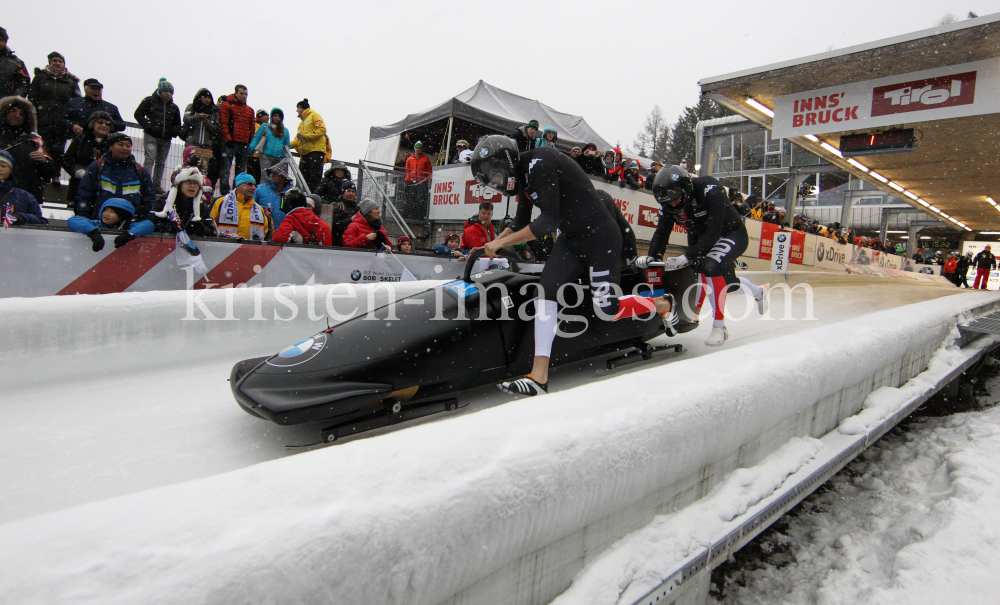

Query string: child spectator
210 172 271 240
248 107 290 173
343 199 392 250
153 165 216 237
397 235 413 253
460 201 495 249
67 197 153 251
271 188 331 245
0 150 46 225
62 110 112 202
329 180 359 247
254 159 294 229
433 232 466 261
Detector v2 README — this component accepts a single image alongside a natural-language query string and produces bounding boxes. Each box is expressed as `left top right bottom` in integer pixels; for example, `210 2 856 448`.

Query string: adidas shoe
499 375 549 397
756 284 770 316
659 293 679 337
704 326 729 347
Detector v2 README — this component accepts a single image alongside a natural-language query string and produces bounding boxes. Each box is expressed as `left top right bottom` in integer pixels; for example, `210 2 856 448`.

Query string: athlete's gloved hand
689 256 704 272
664 254 689 271
114 231 135 248
87 229 105 252
634 256 655 269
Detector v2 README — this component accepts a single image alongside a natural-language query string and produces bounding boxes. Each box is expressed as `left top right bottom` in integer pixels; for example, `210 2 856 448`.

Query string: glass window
818 171 850 206
719 135 733 158
749 175 764 198
766 130 781 153
740 130 766 171
765 174 788 204
765 153 782 168
791 143 826 166
858 197 883 206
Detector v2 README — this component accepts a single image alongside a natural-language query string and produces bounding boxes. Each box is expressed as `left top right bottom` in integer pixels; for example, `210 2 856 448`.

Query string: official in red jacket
460 201 496 249
343 199 392 250
271 191 332 245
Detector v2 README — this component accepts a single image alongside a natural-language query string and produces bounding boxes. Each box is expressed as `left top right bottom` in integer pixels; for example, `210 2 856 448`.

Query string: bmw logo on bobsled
230 251 700 443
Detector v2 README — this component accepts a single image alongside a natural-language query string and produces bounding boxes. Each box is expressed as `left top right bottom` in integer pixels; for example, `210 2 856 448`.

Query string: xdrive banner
772 57 1000 138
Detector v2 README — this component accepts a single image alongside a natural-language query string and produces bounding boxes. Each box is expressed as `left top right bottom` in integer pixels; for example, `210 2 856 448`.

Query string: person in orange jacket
403 140 432 211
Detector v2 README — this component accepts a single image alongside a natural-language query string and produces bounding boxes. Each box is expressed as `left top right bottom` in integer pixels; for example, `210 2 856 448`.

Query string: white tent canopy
369 81 613 153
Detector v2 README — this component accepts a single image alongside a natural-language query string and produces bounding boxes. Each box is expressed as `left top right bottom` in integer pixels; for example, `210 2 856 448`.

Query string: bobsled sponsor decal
267 333 328 367
441 280 477 298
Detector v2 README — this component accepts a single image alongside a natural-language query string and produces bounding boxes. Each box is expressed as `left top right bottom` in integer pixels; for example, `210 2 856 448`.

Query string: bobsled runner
231 251 700 443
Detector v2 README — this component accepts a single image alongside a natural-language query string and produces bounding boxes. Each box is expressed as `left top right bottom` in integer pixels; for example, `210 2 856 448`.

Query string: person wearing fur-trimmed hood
67 197 154 252
0 95 57 202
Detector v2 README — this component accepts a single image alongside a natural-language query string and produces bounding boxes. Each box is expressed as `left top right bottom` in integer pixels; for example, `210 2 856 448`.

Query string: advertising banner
772 57 1000 138
0 228 467 299
770 231 791 273
428 164 683 244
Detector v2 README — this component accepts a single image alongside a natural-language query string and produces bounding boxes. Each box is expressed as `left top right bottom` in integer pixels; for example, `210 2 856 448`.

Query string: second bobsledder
230 254 699 443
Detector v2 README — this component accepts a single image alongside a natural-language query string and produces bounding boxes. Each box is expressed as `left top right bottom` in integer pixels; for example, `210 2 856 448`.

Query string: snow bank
0 293 997 605
552 327 999 605
0 281 441 392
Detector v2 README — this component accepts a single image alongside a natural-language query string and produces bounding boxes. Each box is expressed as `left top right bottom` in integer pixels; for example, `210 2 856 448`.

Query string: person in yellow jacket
210 173 272 241
290 98 326 191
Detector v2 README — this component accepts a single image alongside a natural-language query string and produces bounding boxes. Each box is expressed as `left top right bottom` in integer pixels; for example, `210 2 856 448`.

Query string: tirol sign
772 57 1000 138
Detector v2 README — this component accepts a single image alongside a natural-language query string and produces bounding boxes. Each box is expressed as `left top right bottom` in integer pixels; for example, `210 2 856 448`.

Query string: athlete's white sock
713 318 726 328
534 299 559 358
739 277 764 300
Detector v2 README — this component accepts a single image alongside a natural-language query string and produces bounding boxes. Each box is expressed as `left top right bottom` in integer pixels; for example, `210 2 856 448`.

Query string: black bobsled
231 252 699 442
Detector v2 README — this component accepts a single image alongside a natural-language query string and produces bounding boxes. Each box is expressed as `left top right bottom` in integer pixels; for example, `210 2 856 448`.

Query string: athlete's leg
699 229 749 345
529 237 584 385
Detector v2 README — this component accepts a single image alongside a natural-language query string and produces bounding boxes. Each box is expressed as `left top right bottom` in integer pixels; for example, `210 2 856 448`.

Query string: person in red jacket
271 190 331 245
461 201 496 250
343 199 392 250
218 85 255 195
403 140 432 211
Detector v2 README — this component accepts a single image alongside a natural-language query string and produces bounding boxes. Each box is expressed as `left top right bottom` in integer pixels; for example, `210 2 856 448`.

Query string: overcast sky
7 1 998 160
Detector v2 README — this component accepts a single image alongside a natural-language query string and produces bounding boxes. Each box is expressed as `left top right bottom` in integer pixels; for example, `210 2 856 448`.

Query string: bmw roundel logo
267 333 328 367
776 233 788 243
480 147 489 158
816 241 825 261
351 269 361 281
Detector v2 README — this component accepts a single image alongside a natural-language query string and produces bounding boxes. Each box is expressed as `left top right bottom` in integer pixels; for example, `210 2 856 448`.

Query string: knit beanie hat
305 194 324 209
359 199 378 216
527 120 540 129
296 98 310 109
340 180 356 193
106 132 131 146
397 235 412 246
0 27 8 43
233 173 256 188
47 51 64 62
414 141 423 148
156 78 174 93
0 149 14 171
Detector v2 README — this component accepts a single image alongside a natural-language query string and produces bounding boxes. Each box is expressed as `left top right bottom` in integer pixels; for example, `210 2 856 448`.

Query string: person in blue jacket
253 158 294 229
74 131 157 219
433 232 467 261
67 197 153 252
248 107 291 173
0 150 47 225
535 125 558 149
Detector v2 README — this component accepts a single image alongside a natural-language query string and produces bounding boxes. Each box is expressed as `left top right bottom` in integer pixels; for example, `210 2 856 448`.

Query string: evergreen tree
665 96 733 167
631 105 670 162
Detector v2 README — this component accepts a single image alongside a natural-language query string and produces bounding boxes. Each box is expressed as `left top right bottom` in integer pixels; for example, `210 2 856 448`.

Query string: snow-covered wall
0 292 998 605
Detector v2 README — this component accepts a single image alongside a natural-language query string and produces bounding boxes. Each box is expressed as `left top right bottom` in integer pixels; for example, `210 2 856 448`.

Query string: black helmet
471 135 519 193
652 165 693 216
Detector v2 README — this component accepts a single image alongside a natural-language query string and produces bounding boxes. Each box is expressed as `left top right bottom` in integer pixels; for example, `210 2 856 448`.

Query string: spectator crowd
0 28 985 277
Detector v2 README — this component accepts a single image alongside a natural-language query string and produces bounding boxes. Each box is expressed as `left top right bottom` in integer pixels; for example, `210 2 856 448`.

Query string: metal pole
441 116 454 166
282 147 312 195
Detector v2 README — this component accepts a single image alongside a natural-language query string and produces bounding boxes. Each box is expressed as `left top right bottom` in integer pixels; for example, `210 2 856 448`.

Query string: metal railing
359 161 418 242
801 205 923 230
